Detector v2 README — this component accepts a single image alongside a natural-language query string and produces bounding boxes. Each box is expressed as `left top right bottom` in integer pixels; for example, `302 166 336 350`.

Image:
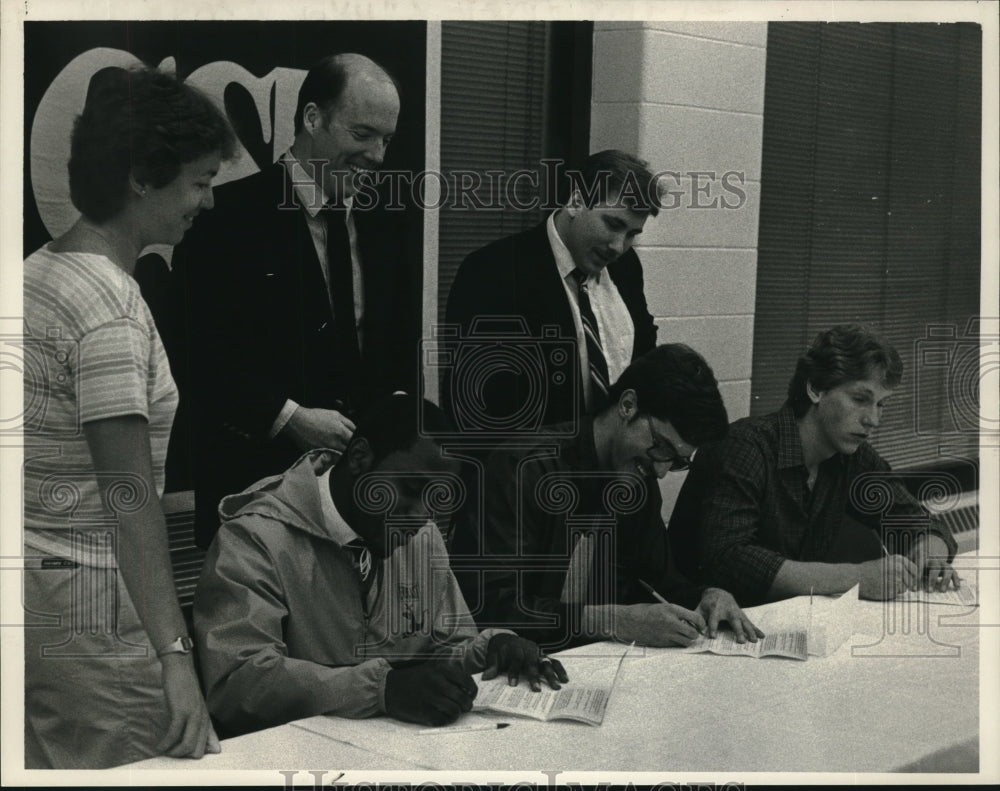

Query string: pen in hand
637 579 705 635
877 535 924 593
637 577 669 605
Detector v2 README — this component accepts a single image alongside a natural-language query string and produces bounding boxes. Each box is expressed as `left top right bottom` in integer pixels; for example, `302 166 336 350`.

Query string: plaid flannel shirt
688 406 956 604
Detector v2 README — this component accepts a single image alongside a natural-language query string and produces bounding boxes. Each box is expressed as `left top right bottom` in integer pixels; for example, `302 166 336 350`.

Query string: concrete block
719 379 753 420
638 104 764 181
639 247 757 317
654 315 754 381
592 29 647 103
590 103 642 157
643 178 760 249
644 22 768 48
641 31 767 114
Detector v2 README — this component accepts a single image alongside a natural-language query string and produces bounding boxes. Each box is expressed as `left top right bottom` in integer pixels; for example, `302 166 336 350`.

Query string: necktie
571 268 610 405
324 204 362 383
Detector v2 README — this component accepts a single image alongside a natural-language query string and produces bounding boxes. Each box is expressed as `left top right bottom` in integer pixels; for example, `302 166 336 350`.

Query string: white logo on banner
30 47 306 248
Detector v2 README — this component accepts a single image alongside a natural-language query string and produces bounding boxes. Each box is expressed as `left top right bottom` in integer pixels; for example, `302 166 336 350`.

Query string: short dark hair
603 344 729 446
349 393 454 464
786 324 904 418
568 149 660 217
293 53 400 135
68 66 236 223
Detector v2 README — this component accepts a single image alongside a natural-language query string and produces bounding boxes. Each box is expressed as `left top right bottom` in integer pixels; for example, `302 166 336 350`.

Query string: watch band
156 635 194 657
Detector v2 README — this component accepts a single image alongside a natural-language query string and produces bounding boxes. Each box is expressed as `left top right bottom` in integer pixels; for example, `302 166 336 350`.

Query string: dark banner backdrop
23 20 427 255
23 20 427 490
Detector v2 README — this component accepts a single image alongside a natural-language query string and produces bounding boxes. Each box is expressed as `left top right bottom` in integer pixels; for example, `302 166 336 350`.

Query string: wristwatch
156 636 194 657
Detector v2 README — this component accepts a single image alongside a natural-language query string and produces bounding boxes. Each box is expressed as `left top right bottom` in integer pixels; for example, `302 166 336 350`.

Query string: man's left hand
909 534 961 592
697 588 764 643
482 634 569 692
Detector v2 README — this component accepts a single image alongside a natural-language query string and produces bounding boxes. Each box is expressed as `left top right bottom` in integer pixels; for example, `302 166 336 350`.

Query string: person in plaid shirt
669 324 959 606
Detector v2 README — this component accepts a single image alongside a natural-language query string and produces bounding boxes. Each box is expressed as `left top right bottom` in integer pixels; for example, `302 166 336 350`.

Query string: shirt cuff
269 399 301 439
459 628 516 673
372 657 394 714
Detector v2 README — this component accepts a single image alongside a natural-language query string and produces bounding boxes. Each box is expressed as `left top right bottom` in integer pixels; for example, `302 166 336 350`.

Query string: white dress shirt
546 212 635 410
270 153 366 437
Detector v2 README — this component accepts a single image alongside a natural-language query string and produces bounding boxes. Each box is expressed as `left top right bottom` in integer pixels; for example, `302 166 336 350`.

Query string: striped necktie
571 268 610 405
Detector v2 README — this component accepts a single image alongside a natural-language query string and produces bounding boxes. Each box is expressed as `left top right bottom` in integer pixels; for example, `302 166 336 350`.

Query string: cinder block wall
589 21 768 515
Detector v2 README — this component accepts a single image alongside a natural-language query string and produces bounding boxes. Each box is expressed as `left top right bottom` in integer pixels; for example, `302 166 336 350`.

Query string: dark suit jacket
443 219 657 431
165 162 419 546
450 419 703 651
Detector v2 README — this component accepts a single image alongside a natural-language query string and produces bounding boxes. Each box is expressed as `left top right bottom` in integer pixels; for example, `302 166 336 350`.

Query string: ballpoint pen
418 723 510 735
637 578 705 633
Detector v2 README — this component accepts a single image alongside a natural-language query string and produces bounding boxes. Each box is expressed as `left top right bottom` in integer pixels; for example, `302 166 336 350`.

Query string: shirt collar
775 405 807 470
547 210 602 285
281 151 354 219
774 404 848 472
316 466 363 547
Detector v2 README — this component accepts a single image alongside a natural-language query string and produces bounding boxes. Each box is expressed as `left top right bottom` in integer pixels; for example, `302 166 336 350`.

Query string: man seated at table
668 324 959 606
193 394 567 736
451 344 763 651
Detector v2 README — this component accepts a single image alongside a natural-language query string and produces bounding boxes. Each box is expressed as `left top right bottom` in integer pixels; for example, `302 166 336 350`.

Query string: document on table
473 682 610 725
898 582 978 606
683 629 809 660
804 583 859 657
472 643 632 725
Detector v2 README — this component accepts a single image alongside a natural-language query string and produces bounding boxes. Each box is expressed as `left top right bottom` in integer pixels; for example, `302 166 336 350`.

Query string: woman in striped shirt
23 65 235 769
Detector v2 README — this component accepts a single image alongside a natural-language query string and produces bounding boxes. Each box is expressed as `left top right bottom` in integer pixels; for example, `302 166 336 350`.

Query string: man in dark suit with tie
443 150 660 433
167 53 419 547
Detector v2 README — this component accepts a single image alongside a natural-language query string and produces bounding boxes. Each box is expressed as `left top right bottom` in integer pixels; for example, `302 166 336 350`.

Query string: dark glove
384 660 478 726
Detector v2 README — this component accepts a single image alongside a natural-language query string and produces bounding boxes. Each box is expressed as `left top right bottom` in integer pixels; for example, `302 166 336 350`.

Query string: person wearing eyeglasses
450 344 763 651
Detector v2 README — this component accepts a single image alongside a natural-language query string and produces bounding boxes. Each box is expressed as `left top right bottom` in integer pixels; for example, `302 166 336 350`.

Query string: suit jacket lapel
521 220 577 341
269 162 335 325
520 220 586 397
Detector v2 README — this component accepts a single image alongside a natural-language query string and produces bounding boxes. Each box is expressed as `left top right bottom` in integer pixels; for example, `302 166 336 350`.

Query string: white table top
122 553 995 781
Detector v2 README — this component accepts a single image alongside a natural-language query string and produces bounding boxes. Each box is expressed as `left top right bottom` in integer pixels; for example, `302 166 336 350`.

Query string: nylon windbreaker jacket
193 450 504 734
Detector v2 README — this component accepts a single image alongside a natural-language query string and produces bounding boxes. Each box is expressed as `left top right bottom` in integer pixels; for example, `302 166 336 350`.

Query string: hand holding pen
640 579 764 644
620 579 706 647
906 533 962 592
857 537 919 600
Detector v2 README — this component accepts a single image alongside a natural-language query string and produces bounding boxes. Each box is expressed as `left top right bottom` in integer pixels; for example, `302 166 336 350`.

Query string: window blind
437 21 592 325
752 22 982 471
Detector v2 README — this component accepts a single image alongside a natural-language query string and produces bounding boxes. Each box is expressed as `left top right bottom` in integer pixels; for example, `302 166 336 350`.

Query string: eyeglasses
644 415 694 471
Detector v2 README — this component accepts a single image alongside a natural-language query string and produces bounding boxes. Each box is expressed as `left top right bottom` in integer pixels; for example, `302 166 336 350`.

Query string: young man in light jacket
194 394 566 736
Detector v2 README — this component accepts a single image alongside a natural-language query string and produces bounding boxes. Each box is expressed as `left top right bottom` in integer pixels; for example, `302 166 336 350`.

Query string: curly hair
349 393 454 464
602 343 729 446
786 324 904 417
68 66 236 222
